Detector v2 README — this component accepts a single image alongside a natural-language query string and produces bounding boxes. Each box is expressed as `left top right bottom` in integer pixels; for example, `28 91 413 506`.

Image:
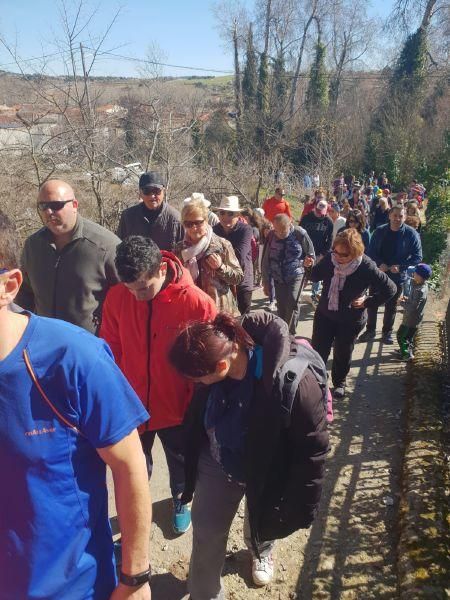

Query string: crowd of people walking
0 169 431 600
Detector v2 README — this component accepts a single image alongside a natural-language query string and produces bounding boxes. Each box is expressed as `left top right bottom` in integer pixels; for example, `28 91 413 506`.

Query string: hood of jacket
240 310 292 395
158 250 196 298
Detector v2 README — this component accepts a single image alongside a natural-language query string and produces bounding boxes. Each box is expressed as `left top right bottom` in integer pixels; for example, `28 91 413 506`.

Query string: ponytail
169 312 254 378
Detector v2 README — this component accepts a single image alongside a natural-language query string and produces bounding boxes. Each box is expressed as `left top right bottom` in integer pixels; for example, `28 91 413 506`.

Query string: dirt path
109 286 409 599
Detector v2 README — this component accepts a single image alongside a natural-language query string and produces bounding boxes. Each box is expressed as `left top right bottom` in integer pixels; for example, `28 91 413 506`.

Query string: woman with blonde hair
309 228 396 398
174 198 243 313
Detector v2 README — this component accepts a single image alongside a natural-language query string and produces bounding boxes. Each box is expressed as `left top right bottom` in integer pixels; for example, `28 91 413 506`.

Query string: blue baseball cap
415 263 432 280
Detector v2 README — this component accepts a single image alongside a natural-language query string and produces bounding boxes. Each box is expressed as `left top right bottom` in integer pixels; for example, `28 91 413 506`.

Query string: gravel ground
109 285 411 599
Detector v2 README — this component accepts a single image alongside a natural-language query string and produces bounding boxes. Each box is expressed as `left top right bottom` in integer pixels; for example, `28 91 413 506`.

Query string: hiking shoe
333 385 346 399
382 332 394 345
268 301 277 312
252 553 274 587
359 329 376 343
173 499 191 535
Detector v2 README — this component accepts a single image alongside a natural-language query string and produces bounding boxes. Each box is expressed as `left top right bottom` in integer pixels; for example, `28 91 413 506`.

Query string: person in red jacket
262 187 292 223
100 235 216 535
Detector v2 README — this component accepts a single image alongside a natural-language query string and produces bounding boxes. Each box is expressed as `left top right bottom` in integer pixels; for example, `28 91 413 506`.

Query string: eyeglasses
0 268 9 274
37 199 74 212
332 249 350 258
219 210 237 217
184 219 205 228
347 219 357 223
141 187 163 196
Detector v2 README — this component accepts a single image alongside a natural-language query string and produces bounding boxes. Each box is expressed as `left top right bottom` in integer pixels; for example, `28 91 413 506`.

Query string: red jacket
100 252 217 431
262 196 292 223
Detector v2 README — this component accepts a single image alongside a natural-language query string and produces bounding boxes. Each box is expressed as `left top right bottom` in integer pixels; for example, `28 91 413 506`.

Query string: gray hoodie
402 280 428 327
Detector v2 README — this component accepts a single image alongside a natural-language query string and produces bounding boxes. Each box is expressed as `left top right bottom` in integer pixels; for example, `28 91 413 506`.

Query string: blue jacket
368 224 422 283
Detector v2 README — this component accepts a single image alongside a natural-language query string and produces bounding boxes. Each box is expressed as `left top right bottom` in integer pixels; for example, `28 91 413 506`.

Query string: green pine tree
256 51 269 114
306 42 329 115
242 24 258 112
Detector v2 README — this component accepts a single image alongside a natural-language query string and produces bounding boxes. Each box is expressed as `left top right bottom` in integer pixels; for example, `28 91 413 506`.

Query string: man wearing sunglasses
0 210 152 600
16 179 121 334
117 171 184 251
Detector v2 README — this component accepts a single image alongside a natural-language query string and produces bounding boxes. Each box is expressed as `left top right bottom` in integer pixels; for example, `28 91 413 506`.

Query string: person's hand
304 256 314 268
351 295 366 308
205 253 223 270
379 263 389 272
110 582 151 600
390 265 400 274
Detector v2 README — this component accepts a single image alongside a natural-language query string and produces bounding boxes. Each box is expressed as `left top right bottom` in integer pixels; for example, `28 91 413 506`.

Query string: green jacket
17 216 120 334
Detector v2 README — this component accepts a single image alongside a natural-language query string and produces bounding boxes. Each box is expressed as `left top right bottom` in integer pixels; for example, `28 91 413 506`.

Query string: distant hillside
0 70 234 106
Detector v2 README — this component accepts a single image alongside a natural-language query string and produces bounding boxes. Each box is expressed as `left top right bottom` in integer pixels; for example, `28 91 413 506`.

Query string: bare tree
328 0 375 110
288 0 320 119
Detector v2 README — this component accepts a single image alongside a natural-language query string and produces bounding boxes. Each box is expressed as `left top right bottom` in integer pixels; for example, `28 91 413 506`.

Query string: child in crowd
397 263 432 360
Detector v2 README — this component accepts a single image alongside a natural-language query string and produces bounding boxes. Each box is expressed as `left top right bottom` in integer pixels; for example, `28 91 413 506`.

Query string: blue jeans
312 280 322 298
402 266 416 297
269 277 275 302
140 425 186 499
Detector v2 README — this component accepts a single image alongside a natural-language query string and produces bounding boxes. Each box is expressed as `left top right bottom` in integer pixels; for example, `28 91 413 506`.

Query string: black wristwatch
119 565 152 587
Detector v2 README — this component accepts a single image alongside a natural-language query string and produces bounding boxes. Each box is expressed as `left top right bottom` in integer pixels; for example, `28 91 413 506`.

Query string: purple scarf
328 254 362 311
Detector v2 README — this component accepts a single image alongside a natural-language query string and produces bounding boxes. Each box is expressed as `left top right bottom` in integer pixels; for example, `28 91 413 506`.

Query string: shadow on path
295 335 405 599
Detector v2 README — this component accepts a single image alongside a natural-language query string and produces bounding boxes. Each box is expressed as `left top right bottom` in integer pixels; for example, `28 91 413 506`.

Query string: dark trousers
397 324 417 357
312 310 364 387
237 288 253 315
274 278 303 334
366 282 401 334
188 450 274 600
140 425 185 499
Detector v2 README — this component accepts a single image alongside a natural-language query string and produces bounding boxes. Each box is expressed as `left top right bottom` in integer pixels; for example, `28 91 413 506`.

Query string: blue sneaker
173 499 191 534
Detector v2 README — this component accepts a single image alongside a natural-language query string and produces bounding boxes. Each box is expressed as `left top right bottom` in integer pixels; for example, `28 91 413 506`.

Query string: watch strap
119 565 152 587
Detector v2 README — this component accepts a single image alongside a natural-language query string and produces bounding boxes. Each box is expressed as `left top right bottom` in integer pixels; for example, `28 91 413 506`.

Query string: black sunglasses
141 186 163 196
37 199 74 212
184 219 205 228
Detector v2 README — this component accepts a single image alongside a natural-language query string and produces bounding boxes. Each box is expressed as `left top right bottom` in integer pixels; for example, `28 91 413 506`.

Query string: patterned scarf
328 253 363 311
181 224 213 281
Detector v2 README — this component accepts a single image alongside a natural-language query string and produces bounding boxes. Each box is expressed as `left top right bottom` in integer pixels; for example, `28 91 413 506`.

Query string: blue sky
0 0 395 77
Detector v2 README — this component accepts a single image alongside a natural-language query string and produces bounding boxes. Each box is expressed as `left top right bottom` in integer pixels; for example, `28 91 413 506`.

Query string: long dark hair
169 313 254 378
346 209 366 233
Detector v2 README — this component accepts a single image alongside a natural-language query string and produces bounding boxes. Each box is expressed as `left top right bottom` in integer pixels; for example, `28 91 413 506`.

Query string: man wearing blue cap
117 171 184 251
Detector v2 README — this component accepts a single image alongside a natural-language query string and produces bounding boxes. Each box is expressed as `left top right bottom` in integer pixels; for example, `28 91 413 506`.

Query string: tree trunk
420 0 437 29
233 22 242 133
288 6 317 119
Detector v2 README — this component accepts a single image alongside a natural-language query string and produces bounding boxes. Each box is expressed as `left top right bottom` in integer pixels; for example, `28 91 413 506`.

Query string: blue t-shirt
0 314 149 600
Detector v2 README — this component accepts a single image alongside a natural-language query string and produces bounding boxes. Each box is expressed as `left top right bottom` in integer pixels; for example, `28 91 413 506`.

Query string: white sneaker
252 553 274 586
268 301 276 312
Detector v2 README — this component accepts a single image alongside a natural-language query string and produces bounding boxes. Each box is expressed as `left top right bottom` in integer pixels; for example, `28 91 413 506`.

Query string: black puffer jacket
181 310 329 550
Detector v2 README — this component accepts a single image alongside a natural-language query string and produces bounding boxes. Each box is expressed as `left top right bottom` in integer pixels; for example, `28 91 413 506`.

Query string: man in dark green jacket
17 179 120 334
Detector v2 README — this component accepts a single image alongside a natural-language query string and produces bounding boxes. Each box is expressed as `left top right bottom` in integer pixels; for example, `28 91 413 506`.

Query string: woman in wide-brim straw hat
212 196 255 315
174 197 243 313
